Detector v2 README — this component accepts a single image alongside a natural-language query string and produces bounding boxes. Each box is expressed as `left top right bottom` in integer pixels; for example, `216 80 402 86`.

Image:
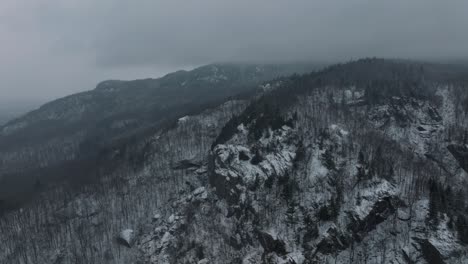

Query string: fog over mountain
1 0 468 101
3 2 468 264
0 99 41 125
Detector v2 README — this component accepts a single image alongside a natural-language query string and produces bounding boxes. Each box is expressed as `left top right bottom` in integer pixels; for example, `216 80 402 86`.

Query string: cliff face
2 59 468 264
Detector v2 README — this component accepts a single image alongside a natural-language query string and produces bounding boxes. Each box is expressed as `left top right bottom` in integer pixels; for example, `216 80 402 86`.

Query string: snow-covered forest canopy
2 59 468 263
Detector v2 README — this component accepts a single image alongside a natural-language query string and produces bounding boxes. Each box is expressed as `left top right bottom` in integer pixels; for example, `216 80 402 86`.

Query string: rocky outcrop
349 195 402 241
417 239 446 264
257 230 288 256
209 125 298 205
315 226 350 255
447 144 468 173
117 229 134 248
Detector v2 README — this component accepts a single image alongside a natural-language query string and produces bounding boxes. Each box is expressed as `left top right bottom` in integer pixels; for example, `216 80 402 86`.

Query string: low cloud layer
1 0 467 101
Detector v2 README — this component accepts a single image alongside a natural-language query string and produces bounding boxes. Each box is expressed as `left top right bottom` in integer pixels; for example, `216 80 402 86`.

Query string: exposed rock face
349 195 402 241
314 226 350 255
209 125 297 205
417 239 446 264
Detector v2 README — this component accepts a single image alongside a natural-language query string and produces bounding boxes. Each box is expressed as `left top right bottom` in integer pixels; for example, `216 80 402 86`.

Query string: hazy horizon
3 2 468 263
1 0 468 103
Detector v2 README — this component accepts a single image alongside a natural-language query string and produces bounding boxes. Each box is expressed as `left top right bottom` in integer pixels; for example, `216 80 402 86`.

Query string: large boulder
117 229 134 248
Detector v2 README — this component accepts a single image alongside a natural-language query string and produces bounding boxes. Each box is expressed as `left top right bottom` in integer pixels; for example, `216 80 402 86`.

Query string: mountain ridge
0 62 321 213
2 58 468 263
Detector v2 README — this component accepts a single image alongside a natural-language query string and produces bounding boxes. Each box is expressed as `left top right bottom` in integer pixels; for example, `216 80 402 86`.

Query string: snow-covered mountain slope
2 58 468 264
137 59 468 264
0 63 319 211
0 99 249 263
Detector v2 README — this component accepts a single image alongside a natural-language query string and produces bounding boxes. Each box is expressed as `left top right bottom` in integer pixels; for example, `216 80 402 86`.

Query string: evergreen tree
356 150 367 182
286 200 298 225
428 179 440 226
322 149 336 171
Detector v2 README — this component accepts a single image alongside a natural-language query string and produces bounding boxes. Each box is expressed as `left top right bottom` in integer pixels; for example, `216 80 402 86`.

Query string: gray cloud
0 0 467 102
90 0 468 65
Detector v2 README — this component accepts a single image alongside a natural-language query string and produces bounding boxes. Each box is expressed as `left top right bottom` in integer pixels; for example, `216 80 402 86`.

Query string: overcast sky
1 0 467 103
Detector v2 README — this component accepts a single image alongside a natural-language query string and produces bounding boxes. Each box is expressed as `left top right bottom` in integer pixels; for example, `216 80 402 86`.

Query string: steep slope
0 63 319 211
0 99 249 263
136 59 468 263
2 59 468 264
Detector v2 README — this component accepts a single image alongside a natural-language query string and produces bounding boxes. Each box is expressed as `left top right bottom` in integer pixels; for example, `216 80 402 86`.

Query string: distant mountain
0 100 40 126
0 114 11 126
3 59 468 264
0 62 321 208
